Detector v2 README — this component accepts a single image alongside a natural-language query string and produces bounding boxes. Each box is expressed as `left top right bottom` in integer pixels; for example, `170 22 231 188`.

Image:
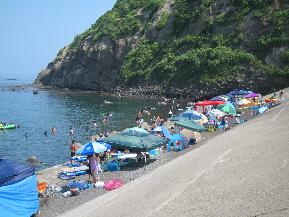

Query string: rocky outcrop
36 36 140 90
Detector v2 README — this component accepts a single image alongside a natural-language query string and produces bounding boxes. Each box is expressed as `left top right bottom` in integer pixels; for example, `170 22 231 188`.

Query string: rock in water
27 155 40 166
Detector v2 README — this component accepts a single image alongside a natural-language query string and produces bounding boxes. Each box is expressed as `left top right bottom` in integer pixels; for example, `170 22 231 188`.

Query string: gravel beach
36 89 286 217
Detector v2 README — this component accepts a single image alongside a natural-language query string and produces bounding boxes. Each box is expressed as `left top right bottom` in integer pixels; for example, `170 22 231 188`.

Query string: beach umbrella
98 141 112 151
76 141 107 155
152 126 172 139
152 126 162 132
182 110 202 120
259 107 268 113
216 102 236 115
176 120 206 132
122 127 150 137
237 98 252 106
245 92 260 98
208 109 226 117
210 96 227 101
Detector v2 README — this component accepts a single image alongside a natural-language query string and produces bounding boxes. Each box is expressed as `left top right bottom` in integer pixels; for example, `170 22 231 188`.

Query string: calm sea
0 80 168 170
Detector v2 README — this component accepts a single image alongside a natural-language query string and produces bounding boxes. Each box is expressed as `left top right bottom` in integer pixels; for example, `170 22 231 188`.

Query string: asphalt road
60 97 289 217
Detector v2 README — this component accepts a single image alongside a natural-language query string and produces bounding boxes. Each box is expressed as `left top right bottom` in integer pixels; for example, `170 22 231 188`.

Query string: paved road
61 99 289 217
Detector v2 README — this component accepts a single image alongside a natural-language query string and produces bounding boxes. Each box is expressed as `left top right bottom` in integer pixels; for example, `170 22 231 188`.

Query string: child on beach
88 154 102 183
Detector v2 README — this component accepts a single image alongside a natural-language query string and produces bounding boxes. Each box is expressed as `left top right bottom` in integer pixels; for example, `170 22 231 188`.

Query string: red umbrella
194 100 225 112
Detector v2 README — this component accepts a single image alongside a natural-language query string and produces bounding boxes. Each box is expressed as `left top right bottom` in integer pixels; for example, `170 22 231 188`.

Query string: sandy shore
37 88 288 217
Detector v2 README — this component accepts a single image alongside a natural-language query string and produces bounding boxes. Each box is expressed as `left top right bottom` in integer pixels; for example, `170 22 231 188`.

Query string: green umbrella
176 120 205 132
216 102 236 115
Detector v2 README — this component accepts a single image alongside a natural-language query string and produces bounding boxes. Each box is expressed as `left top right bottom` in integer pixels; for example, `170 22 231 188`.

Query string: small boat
0 123 16 130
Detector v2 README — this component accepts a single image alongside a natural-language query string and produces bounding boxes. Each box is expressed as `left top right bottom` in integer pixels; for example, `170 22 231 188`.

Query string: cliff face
36 0 289 98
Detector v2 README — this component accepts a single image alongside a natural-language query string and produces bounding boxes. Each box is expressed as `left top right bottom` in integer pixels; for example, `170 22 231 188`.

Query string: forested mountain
36 0 289 98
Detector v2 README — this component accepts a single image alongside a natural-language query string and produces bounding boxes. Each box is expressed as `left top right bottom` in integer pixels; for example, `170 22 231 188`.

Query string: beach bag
104 179 123 190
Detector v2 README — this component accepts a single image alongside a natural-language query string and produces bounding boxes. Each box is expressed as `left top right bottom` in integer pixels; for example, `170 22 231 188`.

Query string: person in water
69 127 74 136
51 126 56 133
44 131 48 136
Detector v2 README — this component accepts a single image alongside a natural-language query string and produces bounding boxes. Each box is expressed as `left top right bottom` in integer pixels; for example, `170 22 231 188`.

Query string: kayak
0 124 16 130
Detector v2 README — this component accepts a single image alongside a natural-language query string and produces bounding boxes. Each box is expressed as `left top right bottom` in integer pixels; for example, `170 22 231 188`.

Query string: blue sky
0 0 116 82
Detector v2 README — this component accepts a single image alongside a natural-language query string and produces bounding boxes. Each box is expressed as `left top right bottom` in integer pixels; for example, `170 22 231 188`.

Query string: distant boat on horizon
5 78 18 81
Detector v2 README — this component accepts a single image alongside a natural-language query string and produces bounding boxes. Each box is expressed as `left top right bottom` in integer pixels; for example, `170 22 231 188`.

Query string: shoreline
37 106 261 217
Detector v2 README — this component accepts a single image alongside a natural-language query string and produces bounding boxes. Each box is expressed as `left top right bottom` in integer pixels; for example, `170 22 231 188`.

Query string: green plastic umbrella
216 102 236 115
176 120 205 132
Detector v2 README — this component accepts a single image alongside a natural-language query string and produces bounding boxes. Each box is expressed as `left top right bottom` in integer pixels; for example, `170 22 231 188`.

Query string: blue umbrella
98 141 112 151
210 96 226 101
76 141 107 155
152 126 172 139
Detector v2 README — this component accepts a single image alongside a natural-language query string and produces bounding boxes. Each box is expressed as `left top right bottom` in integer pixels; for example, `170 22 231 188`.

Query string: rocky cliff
36 0 289 98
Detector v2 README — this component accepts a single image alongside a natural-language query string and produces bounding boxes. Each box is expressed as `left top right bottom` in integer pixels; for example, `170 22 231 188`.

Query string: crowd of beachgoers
31 88 287 217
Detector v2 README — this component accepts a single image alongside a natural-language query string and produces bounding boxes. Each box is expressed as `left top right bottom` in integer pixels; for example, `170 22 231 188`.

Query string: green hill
36 0 289 98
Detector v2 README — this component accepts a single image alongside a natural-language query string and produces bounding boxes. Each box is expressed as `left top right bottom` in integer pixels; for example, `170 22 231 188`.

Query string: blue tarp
0 174 39 217
0 159 35 187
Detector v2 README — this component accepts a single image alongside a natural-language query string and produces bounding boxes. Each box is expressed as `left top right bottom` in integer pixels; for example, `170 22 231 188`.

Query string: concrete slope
60 101 289 217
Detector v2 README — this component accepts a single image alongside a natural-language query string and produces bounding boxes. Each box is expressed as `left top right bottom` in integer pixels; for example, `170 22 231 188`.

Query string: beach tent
103 132 165 152
176 120 205 132
180 128 202 143
167 134 188 152
216 102 237 115
194 100 225 113
0 159 39 217
152 126 172 139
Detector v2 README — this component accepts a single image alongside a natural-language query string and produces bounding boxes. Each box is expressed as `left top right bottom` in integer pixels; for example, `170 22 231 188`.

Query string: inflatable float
0 123 16 130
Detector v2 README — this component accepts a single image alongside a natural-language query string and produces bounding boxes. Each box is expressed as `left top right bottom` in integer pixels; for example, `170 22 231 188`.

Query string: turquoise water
0 81 168 169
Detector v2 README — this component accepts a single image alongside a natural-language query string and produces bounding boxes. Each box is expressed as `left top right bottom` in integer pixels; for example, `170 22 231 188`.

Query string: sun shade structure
152 126 172 139
194 100 225 107
229 90 252 96
210 96 227 101
194 100 225 113
76 142 107 155
0 159 39 217
208 109 226 117
216 102 237 115
103 131 165 152
176 120 205 132
121 127 150 136
171 110 207 122
245 92 260 98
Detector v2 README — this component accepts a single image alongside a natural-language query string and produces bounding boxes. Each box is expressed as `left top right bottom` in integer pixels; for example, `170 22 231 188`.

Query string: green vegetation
156 12 170 30
121 35 272 86
69 0 165 50
62 0 289 88
279 48 289 64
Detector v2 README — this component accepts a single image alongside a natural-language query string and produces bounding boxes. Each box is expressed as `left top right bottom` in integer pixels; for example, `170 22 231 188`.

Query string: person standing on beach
70 140 77 164
169 109 173 118
88 154 102 183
